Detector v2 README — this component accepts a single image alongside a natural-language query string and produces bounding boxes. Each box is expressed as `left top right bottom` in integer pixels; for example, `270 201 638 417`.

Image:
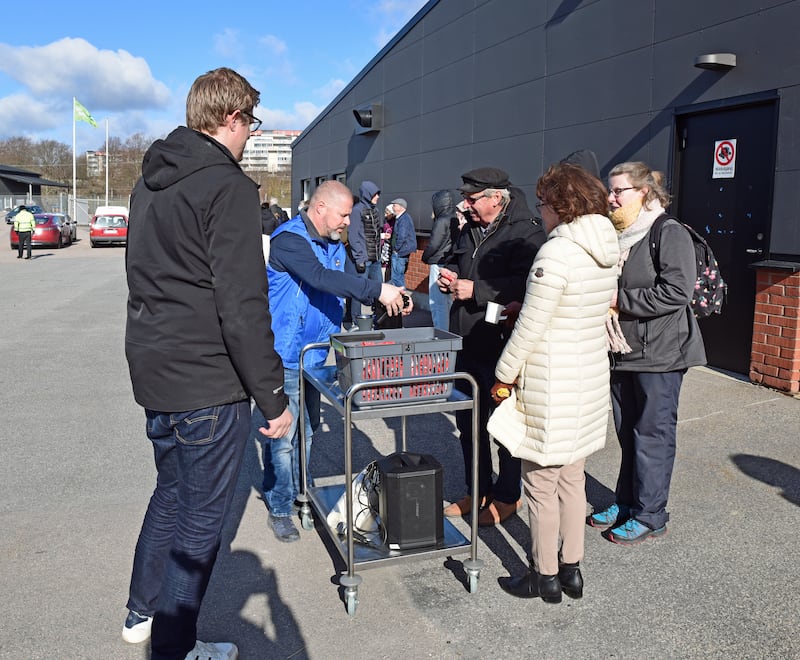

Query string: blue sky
0 0 428 149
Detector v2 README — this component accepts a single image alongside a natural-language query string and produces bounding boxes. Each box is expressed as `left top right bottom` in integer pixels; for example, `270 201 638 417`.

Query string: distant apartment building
86 150 105 177
241 129 301 173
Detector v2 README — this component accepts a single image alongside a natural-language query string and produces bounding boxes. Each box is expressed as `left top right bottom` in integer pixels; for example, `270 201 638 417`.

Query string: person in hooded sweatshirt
347 180 383 283
123 67 292 660
422 190 459 330
489 162 620 602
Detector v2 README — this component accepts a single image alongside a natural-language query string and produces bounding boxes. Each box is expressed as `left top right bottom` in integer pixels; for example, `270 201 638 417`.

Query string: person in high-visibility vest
13 206 36 259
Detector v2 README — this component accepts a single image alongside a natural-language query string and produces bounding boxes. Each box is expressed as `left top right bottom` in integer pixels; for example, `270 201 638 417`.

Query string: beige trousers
522 458 586 576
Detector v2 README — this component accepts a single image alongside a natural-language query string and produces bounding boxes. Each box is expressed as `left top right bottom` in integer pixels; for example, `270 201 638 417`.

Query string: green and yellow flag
74 98 97 127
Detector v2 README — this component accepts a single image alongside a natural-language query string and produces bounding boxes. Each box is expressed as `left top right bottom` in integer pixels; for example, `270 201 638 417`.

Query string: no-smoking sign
713 138 737 178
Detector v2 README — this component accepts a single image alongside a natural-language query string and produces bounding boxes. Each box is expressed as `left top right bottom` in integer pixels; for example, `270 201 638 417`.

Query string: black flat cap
458 167 511 194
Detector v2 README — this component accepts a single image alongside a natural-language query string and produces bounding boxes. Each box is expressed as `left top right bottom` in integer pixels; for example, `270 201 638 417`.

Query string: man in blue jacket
253 180 411 542
387 198 417 288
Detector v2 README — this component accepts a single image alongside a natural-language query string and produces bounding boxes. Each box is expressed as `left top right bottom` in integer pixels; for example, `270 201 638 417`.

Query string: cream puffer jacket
491 213 620 467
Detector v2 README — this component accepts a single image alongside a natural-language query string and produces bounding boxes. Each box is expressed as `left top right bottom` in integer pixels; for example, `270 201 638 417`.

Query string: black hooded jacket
422 190 458 265
125 126 287 417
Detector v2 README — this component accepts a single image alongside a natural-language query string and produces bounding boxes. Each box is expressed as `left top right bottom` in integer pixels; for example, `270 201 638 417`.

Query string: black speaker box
377 452 444 550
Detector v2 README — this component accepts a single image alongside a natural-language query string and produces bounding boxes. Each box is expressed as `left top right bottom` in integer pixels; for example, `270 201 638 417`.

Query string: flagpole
105 119 109 206
72 97 77 224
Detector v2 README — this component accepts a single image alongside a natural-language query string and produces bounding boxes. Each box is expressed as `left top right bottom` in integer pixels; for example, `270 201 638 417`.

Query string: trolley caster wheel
300 511 313 530
468 572 479 594
345 589 358 616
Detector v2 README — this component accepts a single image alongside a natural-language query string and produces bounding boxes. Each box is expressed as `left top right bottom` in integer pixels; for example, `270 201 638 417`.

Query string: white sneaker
184 640 239 660
121 609 152 643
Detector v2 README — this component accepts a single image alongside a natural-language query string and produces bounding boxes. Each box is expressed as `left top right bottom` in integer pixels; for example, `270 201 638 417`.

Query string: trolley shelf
303 365 474 420
307 484 471 570
299 341 484 615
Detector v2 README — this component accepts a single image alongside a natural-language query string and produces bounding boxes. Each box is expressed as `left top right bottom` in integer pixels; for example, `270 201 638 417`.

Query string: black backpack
649 214 726 319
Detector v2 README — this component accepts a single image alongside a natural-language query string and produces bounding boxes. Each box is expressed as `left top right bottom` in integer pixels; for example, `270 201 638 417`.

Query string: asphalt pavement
1 232 798 659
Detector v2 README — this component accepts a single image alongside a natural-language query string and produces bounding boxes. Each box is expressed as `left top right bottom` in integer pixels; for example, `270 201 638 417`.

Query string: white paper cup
485 301 506 324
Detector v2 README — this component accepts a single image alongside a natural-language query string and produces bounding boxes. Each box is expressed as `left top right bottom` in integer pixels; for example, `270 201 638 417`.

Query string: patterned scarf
606 202 666 353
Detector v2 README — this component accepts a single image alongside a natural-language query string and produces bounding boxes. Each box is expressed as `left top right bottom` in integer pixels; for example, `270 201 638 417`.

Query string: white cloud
213 28 242 59
314 79 347 104
260 34 288 56
256 101 322 131
0 38 171 113
0 93 58 136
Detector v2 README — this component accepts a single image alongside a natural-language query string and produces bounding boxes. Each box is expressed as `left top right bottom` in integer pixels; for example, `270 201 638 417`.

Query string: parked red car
89 206 129 247
10 213 73 249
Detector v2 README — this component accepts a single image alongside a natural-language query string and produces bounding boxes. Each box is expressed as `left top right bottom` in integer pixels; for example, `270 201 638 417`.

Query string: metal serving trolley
297 329 483 616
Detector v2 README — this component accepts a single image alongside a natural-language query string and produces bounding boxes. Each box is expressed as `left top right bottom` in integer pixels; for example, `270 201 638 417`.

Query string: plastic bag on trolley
326 461 385 546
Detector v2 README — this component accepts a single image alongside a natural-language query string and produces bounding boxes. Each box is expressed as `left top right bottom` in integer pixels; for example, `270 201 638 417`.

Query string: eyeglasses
462 192 487 205
535 201 550 212
241 110 262 132
609 187 635 198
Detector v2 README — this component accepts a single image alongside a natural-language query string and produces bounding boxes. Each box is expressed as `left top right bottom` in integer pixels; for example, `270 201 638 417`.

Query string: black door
673 99 777 374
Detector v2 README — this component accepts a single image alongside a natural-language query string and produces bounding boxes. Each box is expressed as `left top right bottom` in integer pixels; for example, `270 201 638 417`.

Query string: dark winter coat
613 217 707 372
443 187 547 360
348 180 381 266
422 190 458 265
125 126 288 418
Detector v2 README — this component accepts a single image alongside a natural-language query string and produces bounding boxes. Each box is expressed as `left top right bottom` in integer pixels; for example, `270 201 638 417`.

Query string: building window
316 176 327 187
301 179 310 201
335 173 346 184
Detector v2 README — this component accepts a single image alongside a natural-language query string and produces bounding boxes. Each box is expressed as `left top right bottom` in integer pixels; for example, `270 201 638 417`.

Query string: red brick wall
405 235 431 293
750 268 800 393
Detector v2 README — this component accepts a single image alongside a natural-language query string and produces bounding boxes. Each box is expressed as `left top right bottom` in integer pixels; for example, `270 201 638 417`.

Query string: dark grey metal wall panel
473 30 545 98
545 0 652 75
419 12 474 73
385 78 423 125
768 170 800 253
776 86 800 172
470 132 543 190
474 0 546 50
418 144 473 193
348 67 383 108
545 51 652 129
654 0 789 41
420 104 475 152
422 0 478 35
382 41 423 92
473 80 545 143
383 117 421 159
422 59 475 114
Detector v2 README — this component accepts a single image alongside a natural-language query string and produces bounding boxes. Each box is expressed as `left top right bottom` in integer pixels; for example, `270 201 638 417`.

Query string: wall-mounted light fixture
353 103 383 134
694 53 737 71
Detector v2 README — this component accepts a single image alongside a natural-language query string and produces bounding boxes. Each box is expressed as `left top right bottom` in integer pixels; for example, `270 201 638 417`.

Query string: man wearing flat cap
438 166 546 526
388 198 417 288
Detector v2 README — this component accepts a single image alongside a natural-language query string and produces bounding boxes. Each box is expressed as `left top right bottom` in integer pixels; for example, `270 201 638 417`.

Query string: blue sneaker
588 503 629 529
608 518 667 545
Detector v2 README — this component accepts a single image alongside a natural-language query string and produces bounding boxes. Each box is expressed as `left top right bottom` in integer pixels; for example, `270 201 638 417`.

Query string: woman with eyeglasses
488 162 619 601
592 161 706 545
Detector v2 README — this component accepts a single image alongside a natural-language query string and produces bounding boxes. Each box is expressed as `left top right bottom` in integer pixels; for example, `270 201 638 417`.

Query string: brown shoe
444 495 485 517
478 499 522 527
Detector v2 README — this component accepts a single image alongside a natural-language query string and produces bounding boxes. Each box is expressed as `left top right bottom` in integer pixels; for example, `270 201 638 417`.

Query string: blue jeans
428 264 451 330
126 400 251 660
253 368 320 517
390 254 408 287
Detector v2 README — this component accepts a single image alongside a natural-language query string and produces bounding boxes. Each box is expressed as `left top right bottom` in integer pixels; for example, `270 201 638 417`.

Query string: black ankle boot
558 562 583 599
498 568 562 603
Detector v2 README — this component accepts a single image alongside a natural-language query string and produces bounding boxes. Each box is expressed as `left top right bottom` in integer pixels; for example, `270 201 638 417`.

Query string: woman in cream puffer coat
489 162 619 603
